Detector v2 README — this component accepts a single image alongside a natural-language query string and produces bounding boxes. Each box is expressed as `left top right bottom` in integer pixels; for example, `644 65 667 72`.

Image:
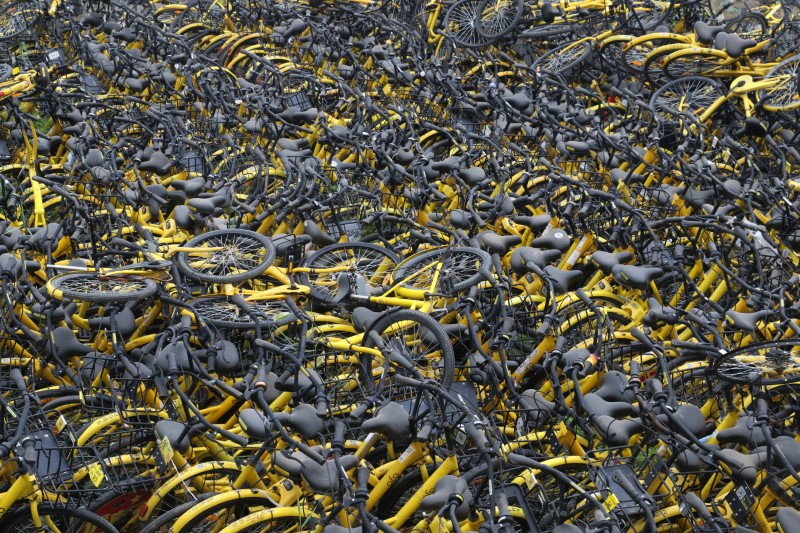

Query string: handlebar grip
254 364 268 389
756 397 769 420
357 465 370 489
629 360 640 378
349 402 371 420
417 420 434 442
9 368 26 393
297 441 326 464
630 328 655 351
22 442 36 464
464 421 491 452
683 492 712 520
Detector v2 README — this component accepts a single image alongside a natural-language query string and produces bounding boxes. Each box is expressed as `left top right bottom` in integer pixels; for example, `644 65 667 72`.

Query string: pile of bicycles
0 0 798 530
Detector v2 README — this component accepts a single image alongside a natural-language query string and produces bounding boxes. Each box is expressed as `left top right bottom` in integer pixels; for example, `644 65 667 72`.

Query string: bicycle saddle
531 230 572 252
138 150 174 176
475 231 521 256
238 408 269 441
170 177 206 198
432 156 461 172
715 448 769 484
278 106 318 124
275 404 325 440
360 401 412 442
273 447 322 479
725 34 757 58
518 389 557 429
450 209 475 230
658 403 708 438
351 307 384 332
582 393 637 419
154 420 196 454
47 326 92 359
694 21 726 44
276 138 310 151
724 309 772 332
543 265 584 293
753 435 800 471
594 371 635 403
681 188 717 209
123 77 149 92
777 508 800 533
304 220 336 247
591 251 633 274
188 196 227 216
612 264 663 291
0 253 22 279
510 247 561 275
674 444 719 472
458 166 487 186
609 168 644 184
716 416 769 447
591 415 645 446
419 475 473 520
511 215 552 233
301 454 359 493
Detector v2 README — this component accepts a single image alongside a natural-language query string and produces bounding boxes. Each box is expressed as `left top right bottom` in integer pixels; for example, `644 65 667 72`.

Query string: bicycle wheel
661 48 729 79
713 340 800 385
532 40 593 76
297 243 399 307
650 75 726 118
0 3 39 41
391 246 491 295
627 0 676 31
47 273 158 303
190 296 296 330
474 0 525 40
442 0 494 48
172 494 278 533
361 309 456 392
214 507 321 533
759 55 800 112
175 229 276 284
141 495 216 532
724 12 768 41
0 504 118 532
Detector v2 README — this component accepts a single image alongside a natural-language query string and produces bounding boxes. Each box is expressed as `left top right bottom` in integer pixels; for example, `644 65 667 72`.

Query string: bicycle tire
140 494 217 532
0 504 119 532
47 273 158 303
532 40 593 76
297 242 399 307
712 340 800 385
175 229 276 284
442 0 495 48
627 0 676 31
0 3 39 41
759 55 800 112
661 47 729 80
190 295 297 330
474 0 525 40
214 507 321 533
391 246 491 295
172 494 277 533
724 12 768 41
361 308 456 392
650 75 726 118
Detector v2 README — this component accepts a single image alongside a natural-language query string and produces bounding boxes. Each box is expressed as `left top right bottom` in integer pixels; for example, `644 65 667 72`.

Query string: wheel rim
182 233 270 280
